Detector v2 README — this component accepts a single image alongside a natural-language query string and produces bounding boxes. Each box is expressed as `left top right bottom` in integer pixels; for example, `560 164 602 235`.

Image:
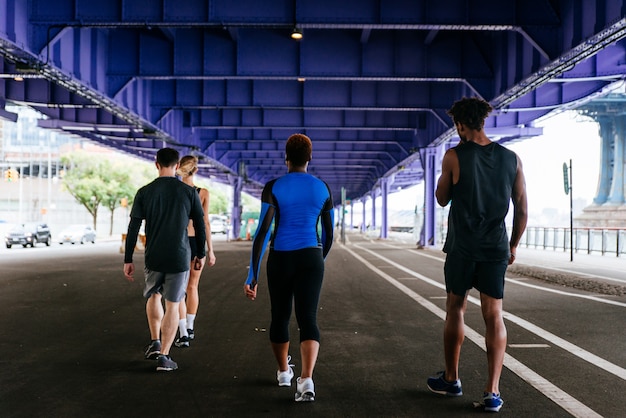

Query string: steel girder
0 0 625 201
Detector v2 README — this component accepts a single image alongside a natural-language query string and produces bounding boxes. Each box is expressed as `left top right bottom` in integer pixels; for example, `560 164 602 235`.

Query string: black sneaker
187 329 194 340
144 340 161 360
156 354 178 372
174 335 190 348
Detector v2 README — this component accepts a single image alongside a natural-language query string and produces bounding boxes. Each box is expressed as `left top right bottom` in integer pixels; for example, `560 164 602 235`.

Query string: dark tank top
442 141 517 262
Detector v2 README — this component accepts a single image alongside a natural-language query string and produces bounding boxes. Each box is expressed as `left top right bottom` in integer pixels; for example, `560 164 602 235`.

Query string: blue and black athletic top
245 172 334 287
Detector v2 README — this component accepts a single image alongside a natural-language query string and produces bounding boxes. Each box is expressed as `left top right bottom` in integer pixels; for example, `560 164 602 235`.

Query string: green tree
100 162 148 235
60 151 152 234
208 187 229 214
193 181 230 215
242 192 261 214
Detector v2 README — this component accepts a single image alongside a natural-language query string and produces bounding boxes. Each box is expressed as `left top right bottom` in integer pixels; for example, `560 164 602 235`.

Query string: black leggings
267 248 324 343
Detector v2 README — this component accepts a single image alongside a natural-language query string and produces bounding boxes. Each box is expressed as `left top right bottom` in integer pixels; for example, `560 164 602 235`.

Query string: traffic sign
562 162 569 195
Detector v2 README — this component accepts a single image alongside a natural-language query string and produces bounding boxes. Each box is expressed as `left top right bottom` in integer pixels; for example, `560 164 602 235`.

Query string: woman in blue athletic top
244 133 334 402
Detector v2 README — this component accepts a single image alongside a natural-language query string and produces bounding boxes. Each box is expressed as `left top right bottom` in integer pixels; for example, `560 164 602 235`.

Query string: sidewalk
515 246 626 274
510 246 626 295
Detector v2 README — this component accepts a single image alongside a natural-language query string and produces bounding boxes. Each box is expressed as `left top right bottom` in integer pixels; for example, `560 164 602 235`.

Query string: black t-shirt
125 176 206 272
443 141 517 262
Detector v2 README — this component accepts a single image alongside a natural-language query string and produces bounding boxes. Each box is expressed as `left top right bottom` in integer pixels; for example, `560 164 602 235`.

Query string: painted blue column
593 116 613 205
361 199 367 233
229 174 243 240
349 200 354 229
419 146 441 246
371 189 377 230
380 177 389 239
607 116 625 204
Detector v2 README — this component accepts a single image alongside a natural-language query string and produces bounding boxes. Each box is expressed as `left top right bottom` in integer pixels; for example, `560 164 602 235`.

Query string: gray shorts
142 268 190 302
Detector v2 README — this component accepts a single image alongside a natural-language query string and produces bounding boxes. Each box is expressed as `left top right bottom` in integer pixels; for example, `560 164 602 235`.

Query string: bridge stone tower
576 93 626 227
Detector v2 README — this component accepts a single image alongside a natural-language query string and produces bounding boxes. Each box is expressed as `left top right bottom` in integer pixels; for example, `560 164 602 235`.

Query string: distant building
0 106 120 231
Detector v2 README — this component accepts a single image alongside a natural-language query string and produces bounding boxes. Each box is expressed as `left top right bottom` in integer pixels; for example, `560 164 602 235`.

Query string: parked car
209 215 227 234
58 225 97 245
5 223 52 248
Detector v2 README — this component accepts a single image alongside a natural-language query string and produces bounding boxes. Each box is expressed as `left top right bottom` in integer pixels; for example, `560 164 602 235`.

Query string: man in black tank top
426 97 528 413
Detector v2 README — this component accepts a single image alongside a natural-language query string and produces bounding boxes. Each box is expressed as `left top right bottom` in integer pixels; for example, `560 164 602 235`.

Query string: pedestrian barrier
520 226 626 257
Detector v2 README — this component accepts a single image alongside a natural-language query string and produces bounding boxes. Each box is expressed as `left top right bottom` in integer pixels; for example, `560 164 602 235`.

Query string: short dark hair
285 133 312 166
156 148 180 168
447 97 493 131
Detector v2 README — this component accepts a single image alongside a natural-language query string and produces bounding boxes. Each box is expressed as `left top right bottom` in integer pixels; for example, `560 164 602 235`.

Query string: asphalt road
0 232 624 417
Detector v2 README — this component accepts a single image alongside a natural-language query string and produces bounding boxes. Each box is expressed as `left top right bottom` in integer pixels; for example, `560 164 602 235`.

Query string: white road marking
509 344 551 348
506 277 626 308
343 243 606 418
355 243 626 381
399 242 626 292
392 243 626 307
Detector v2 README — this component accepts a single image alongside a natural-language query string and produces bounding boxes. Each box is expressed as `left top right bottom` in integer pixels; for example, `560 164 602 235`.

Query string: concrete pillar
593 116 613 205
607 116 625 204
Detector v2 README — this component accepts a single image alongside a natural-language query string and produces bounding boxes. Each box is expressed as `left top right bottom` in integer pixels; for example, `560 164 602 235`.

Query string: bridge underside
0 0 625 240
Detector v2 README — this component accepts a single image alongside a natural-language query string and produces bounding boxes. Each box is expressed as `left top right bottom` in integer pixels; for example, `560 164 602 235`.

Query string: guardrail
521 227 626 257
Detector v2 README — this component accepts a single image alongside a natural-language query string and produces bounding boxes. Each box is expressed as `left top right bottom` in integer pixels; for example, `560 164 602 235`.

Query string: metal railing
521 227 626 257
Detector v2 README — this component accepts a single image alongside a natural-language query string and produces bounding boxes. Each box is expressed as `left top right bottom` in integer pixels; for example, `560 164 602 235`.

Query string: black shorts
444 254 508 299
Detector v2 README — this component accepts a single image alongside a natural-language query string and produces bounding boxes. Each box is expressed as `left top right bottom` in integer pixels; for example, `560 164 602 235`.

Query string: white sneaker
295 377 315 402
276 356 294 387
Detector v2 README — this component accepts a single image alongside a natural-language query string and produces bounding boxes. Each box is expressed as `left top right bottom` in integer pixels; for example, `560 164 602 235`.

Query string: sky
506 110 600 216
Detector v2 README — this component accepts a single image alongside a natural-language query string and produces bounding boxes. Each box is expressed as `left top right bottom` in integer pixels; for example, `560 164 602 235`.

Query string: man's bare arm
509 154 528 263
435 149 458 207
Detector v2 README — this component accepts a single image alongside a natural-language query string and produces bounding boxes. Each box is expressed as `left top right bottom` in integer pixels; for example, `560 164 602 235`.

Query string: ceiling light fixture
291 27 303 40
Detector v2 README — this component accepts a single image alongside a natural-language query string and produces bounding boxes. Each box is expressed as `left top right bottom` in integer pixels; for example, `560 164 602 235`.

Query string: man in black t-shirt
427 97 527 412
123 147 206 372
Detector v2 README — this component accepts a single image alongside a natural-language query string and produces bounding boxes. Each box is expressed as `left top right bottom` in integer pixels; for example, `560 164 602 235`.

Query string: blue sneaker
483 392 503 412
426 371 463 396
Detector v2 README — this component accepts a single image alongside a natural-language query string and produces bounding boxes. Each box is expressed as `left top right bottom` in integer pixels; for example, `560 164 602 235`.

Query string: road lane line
392 243 626 307
354 243 626 381
509 344 551 348
506 278 626 307
342 244 602 418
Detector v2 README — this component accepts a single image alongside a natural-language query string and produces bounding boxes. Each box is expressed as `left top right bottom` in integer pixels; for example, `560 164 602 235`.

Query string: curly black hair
446 97 493 131
285 133 312 166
